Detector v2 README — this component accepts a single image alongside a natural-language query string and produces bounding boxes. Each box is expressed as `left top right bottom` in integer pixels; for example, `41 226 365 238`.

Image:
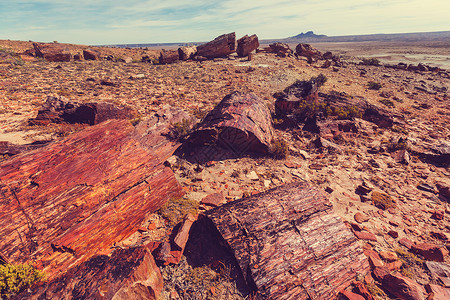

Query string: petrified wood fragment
186 92 274 155
29 95 138 125
0 119 183 280
33 43 72 62
82 48 101 60
206 181 370 300
237 34 259 57
16 246 163 300
178 46 197 60
269 42 292 57
196 32 236 59
159 50 179 64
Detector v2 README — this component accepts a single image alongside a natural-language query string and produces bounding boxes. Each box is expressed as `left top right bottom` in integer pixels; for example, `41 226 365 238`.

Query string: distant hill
290 31 327 40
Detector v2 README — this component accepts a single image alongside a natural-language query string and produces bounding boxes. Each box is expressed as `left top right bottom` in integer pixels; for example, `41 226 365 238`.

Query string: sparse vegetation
158 197 199 227
170 118 194 140
371 191 395 210
270 138 289 159
387 137 409 152
311 73 327 87
0 263 45 299
368 81 383 90
361 57 381 66
379 99 395 108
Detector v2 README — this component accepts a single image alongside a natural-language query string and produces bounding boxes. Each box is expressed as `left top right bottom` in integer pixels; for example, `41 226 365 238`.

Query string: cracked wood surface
206 181 370 300
0 119 183 279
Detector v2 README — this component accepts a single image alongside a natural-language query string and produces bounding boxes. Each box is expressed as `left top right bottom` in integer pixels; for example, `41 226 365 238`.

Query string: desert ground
0 38 449 299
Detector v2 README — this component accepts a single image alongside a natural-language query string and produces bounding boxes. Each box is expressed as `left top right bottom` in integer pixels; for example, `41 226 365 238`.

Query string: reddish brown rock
391 149 411 164
432 210 445 220
0 119 183 279
83 48 101 60
295 43 323 61
206 181 370 300
379 250 398 262
382 273 425 300
355 231 378 242
29 95 138 126
236 34 259 57
173 213 197 251
425 284 450 300
196 32 236 59
436 181 450 201
201 193 225 207
412 243 449 262
425 261 450 287
388 230 399 238
178 46 197 60
353 281 374 300
73 53 83 60
387 260 403 271
340 290 365 300
399 237 415 249
355 212 369 223
16 246 163 300
159 50 179 64
33 42 72 62
269 42 292 57
373 266 390 281
186 92 274 155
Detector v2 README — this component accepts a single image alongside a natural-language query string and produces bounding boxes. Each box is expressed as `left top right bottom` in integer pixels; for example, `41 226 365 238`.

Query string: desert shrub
361 57 380 66
387 137 408 152
379 99 395 108
311 73 327 87
333 105 362 119
129 117 141 126
371 191 394 210
0 263 44 298
170 118 194 140
368 81 383 90
158 197 199 227
270 139 289 159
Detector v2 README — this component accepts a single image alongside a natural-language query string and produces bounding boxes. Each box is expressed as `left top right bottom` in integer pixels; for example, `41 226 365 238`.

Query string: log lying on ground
0 119 183 280
185 92 274 155
178 46 197 60
29 95 138 125
33 43 72 62
159 50 179 64
196 32 236 59
206 181 370 300
16 246 163 300
237 34 259 57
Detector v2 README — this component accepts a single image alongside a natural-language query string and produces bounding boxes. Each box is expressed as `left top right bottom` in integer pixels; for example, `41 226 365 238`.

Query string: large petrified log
29 95 138 125
237 34 259 57
0 119 183 280
33 43 72 62
16 246 163 300
269 42 293 57
196 32 236 59
83 48 101 60
185 92 274 155
206 181 370 300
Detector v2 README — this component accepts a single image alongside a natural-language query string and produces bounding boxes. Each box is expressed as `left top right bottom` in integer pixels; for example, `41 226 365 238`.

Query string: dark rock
196 32 236 59
73 53 83 60
236 34 259 57
0 140 48 156
436 182 450 201
382 273 425 300
159 50 179 64
83 48 101 60
412 243 449 262
269 42 292 57
417 183 436 193
33 43 72 62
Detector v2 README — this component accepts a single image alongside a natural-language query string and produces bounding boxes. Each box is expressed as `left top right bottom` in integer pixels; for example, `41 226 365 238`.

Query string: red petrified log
237 34 259 57
187 92 274 154
159 50 179 64
83 48 101 60
0 119 183 280
206 181 370 300
196 32 236 59
16 246 163 299
33 43 72 62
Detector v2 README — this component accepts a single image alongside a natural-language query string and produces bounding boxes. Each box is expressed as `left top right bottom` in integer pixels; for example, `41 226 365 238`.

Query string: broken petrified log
206 181 370 300
82 48 101 60
269 42 293 57
0 141 49 157
185 92 274 155
16 246 163 300
0 119 183 280
274 79 319 114
237 34 259 57
33 43 72 62
196 32 236 59
178 46 197 60
29 95 138 125
159 50 179 64
295 43 323 62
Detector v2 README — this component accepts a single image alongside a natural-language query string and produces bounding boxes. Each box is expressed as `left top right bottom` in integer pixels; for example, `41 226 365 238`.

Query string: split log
16 246 163 300
0 119 183 280
0 141 48 156
206 181 370 300
178 46 197 60
295 43 323 61
29 95 138 126
33 43 72 62
185 92 274 155
269 42 293 57
83 48 101 60
196 32 236 59
237 34 259 57
159 50 179 64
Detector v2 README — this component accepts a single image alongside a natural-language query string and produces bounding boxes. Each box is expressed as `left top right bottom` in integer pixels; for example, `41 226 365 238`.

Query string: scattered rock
412 243 449 262
354 212 369 223
83 48 101 60
425 284 450 300
340 290 365 300
436 182 450 201
379 250 398 262
417 183 436 193
33 42 72 62
178 46 197 60
200 193 225 207
159 50 179 64
236 34 259 57
399 238 415 249
269 42 292 57
382 273 426 300
354 231 378 242
295 43 323 62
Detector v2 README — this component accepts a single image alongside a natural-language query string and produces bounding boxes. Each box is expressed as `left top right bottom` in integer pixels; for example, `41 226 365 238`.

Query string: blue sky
1 0 449 44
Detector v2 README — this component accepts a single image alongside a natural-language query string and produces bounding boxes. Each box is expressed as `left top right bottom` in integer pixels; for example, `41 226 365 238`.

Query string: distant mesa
290 31 327 39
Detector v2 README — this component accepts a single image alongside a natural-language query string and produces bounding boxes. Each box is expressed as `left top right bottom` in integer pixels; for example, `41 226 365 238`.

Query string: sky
0 0 449 45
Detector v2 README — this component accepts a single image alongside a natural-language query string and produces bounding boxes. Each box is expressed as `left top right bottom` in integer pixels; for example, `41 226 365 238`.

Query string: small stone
382 273 426 300
264 180 271 188
201 193 225 207
355 231 378 242
246 171 259 181
412 243 449 262
379 250 398 262
325 186 333 193
354 212 369 223
387 260 403 271
388 230 399 238
399 238 414 249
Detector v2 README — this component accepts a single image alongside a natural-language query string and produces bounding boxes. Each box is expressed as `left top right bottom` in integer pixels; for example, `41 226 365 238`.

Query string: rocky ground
0 39 449 299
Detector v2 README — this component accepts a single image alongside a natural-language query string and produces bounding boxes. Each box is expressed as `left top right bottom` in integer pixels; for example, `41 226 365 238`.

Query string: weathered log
0 141 48 157
274 79 319 114
33 43 72 62
15 246 163 300
178 46 197 60
196 32 236 59
185 92 274 155
237 34 259 57
0 119 183 280
206 181 370 300
269 42 292 57
29 95 138 126
295 43 323 61
159 50 179 64
83 48 100 60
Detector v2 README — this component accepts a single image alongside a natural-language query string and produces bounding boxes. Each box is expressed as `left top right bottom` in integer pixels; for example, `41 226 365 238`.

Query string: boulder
274 79 319 115
0 119 184 280
295 43 323 61
382 273 425 300
196 32 236 59
33 43 72 62
16 246 163 300
205 181 370 299
236 34 259 57
159 50 179 64
185 92 274 156
412 243 449 262
425 284 450 300
269 42 292 57
178 46 197 60
83 48 101 60
29 95 138 126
